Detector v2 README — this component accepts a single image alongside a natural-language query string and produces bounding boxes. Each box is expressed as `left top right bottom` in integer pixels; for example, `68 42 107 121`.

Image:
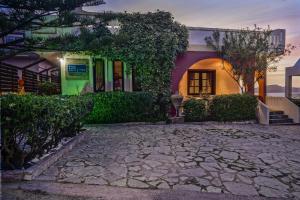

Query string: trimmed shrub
38 82 59 95
84 92 165 124
209 94 258 121
1 94 93 169
183 98 207 122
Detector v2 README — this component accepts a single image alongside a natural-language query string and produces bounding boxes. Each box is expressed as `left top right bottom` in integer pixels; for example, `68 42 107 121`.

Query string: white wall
266 96 300 123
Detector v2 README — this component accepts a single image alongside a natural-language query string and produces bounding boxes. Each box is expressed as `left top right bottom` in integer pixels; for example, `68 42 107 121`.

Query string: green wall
61 54 94 95
61 53 132 95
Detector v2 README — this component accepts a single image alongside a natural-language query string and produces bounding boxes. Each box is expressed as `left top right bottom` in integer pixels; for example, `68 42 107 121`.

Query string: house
0 11 286 102
57 26 285 102
3 11 295 125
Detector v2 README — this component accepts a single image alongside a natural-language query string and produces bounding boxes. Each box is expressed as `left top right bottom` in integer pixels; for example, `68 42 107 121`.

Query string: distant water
267 93 285 97
266 92 300 99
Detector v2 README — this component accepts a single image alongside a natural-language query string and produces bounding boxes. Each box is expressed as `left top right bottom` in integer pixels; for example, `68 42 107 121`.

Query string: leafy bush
38 82 59 95
1 94 93 169
209 94 257 121
183 99 207 122
84 92 165 124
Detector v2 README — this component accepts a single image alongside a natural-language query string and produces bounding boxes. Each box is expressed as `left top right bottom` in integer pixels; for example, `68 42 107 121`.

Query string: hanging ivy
42 11 188 113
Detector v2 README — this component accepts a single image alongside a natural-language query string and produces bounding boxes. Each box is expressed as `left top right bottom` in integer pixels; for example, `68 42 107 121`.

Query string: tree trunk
243 72 255 95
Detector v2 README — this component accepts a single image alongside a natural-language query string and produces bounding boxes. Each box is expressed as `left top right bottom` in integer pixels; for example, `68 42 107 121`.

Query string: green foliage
209 94 258 121
0 0 105 59
84 92 165 124
183 99 207 122
1 94 93 169
112 12 188 99
38 82 59 95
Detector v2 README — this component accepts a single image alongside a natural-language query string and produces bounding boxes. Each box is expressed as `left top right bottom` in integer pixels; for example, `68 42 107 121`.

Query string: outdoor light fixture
57 57 65 65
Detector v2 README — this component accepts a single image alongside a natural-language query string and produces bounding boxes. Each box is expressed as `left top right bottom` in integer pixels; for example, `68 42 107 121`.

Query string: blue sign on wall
66 62 89 80
68 64 87 73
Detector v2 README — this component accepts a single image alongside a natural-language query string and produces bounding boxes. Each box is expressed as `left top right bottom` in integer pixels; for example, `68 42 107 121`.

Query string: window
113 61 124 91
188 70 216 95
94 59 105 92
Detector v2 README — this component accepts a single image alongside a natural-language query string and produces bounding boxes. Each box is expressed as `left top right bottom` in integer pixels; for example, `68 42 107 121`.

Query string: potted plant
171 93 184 117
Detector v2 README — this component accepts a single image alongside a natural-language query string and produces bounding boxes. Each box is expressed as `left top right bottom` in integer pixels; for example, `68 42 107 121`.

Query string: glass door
113 60 124 91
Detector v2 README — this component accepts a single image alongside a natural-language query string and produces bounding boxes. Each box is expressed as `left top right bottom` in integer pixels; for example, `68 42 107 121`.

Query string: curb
84 120 257 127
84 121 167 127
2 181 280 200
2 133 86 182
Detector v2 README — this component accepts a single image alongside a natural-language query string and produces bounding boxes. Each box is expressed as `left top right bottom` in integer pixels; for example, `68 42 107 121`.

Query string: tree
0 0 105 60
205 26 294 94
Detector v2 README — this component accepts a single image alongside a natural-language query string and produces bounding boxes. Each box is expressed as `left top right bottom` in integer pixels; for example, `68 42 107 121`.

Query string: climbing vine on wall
46 11 188 113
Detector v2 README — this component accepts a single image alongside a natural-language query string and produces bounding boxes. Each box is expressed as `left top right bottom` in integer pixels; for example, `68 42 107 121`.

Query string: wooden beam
258 71 267 103
38 65 58 74
0 62 23 70
22 58 46 70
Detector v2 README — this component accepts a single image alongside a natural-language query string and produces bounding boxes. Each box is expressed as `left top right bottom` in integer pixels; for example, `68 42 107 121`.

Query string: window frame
187 69 216 96
113 60 124 91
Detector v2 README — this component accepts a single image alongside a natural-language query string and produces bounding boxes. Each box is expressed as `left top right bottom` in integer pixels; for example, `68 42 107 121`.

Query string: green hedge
84 92 164 124
209 94 258 121
183 99 207 122
1 94 93 169
38 82 59 95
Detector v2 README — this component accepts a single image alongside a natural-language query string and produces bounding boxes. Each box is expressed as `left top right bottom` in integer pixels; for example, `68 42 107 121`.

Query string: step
269 118 294 124
270 111 284 115
269 114 289 119
270 123 299 126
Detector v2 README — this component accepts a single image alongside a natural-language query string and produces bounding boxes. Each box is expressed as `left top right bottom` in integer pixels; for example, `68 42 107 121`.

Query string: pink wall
171 51 218 93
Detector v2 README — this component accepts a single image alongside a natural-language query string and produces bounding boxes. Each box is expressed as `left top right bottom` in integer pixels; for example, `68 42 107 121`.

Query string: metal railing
0 65 61 94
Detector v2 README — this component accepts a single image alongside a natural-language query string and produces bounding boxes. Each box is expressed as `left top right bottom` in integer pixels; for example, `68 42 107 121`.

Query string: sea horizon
265 92 300 98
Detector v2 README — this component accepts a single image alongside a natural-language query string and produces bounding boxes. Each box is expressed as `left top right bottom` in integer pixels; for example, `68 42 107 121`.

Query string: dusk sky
85 0 300 87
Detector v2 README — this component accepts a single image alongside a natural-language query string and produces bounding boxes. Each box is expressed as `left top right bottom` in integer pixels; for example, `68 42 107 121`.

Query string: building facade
58 27 285 100
0 18 286 99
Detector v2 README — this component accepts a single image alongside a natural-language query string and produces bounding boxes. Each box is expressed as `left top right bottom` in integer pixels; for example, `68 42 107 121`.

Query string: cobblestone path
37 124 300 199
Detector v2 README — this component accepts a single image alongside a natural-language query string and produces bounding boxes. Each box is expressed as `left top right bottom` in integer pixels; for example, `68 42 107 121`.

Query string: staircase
269 111 294 125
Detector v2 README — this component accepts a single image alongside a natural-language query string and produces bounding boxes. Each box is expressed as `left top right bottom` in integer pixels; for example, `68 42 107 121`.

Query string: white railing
266 96 300 123
188 27 285 54
257 100 270 125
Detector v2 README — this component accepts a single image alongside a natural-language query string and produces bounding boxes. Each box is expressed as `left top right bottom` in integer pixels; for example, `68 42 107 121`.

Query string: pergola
285 59 300 98
0 52 60 74
0 52 61 93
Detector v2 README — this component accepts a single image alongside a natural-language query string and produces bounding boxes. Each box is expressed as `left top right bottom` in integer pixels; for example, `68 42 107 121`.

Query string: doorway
93 59 105 92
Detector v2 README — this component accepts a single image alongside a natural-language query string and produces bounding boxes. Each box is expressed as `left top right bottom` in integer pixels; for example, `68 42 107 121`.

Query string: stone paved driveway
37 124 300 199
